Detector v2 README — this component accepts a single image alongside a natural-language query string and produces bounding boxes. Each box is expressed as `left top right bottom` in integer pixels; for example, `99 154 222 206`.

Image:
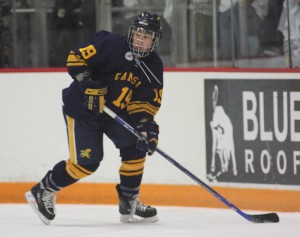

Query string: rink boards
0 68 299 212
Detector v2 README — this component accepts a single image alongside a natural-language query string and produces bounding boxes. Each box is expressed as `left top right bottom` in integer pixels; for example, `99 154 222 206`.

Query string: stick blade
249 213 279 223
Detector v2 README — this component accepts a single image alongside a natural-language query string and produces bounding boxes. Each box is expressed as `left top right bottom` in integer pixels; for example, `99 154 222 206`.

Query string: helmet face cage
128 11 162 58
128 26 160 58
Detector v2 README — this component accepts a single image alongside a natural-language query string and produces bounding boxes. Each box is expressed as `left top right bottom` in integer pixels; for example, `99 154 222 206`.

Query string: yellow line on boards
0 182 299 212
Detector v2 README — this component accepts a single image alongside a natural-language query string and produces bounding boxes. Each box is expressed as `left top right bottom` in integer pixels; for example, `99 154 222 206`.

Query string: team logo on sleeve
125 52 133 61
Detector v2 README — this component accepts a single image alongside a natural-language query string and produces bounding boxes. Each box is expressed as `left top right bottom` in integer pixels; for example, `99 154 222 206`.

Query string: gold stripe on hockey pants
65 160 93 180
66 115 77 164
65 116 93 180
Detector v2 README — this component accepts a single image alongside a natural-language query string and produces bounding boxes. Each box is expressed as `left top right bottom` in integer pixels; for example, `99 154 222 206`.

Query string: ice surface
0 204 299 237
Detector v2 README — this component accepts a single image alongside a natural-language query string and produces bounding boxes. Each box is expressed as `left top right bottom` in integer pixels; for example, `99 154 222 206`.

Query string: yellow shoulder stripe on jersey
66 50 88 67
127 101 159 117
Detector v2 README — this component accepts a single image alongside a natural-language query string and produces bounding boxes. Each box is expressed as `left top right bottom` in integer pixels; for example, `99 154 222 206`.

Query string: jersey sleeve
66 31 114 81
127 59 164 124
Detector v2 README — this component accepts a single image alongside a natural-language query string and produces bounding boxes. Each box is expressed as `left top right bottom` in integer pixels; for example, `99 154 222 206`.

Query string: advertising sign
205 79 300 185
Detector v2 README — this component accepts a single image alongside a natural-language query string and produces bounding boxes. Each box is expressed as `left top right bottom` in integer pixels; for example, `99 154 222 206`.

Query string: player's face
132 27 154 54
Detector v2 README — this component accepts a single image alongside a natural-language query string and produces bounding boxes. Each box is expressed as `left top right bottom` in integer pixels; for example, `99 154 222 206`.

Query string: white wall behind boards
0 71 299 189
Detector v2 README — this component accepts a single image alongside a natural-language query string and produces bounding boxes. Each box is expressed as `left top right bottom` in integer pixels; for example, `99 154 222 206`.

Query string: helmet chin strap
132 45 151 58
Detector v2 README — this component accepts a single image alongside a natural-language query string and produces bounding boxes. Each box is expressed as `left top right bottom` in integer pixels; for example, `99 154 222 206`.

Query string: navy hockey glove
136 120 159 156
79 80 107 113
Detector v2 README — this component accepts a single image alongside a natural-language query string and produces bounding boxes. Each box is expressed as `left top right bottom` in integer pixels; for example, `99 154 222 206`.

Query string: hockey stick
104 106 279 223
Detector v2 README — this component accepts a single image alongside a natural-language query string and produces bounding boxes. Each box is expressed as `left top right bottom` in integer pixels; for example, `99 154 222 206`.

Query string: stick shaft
104 106 279 223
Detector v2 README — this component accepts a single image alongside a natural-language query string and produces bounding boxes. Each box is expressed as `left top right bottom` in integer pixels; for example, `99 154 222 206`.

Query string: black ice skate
25 183 56 225
119 197 159 223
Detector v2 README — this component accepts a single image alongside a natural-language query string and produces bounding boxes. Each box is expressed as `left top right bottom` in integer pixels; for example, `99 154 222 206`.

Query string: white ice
0 204 299 237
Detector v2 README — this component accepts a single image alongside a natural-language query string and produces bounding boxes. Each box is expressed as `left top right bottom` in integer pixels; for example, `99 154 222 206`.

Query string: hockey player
25 11 163 225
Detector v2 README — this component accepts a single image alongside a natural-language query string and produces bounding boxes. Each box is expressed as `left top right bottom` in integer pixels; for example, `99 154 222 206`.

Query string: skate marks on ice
0 204 299 237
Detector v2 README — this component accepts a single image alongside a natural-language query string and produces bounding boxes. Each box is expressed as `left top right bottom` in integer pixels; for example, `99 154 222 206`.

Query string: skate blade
25 191 51 225
120 214 159 223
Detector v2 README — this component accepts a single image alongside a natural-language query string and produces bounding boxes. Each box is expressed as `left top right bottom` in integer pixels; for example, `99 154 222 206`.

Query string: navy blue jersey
63 30 163 124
